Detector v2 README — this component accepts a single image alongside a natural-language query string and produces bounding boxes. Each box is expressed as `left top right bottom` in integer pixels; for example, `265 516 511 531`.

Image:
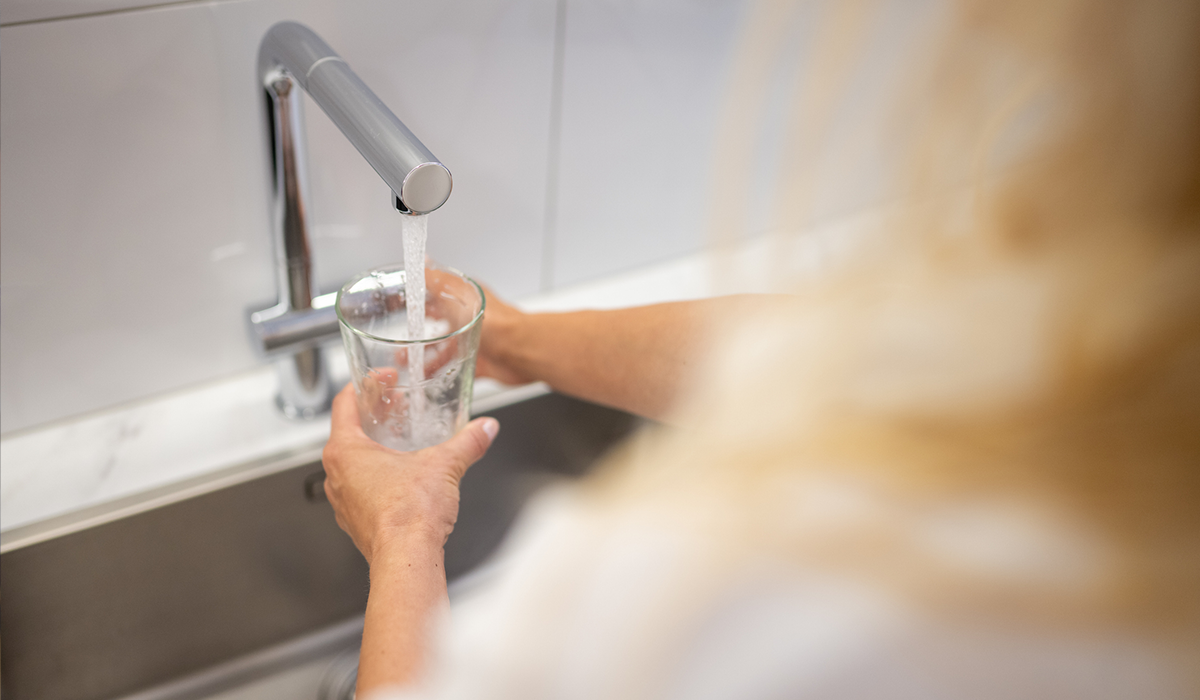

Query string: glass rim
334 262 486 345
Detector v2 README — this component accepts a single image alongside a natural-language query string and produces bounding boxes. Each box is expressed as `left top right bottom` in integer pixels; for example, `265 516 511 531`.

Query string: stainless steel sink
0 393 641 700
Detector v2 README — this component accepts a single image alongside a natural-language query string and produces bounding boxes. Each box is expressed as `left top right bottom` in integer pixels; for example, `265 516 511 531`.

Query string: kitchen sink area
0 212 792 700
0 2 880 698
0 199 845 700
0 392 642 700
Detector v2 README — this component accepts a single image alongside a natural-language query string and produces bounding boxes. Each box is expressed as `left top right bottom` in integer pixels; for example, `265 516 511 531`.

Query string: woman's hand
321 382 499 565
476 284 537 386
323 383 499 693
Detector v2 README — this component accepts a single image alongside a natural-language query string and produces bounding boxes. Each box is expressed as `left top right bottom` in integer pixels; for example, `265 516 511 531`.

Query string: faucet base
275 393 333 421
274 348 333 420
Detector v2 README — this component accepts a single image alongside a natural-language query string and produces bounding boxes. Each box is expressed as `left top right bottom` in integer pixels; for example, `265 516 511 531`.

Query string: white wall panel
550 0 940 287
550 0 745 288
1 0 201 25
0 0 939 433
0 0 557 433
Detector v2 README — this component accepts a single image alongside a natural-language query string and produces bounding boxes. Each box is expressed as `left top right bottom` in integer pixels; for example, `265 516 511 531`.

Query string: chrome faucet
249 21 452 418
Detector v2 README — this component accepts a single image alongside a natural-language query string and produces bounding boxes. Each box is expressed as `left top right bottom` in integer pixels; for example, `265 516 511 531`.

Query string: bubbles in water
401 214 429 427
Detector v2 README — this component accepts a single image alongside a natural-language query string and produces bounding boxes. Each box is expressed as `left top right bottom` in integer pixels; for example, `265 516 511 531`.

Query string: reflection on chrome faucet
248 21 453 418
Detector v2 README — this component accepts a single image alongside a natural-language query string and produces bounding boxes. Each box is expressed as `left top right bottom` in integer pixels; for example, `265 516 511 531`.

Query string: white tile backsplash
0 0 557 433
1 3 268 435
549 0 940 288
0 0 203 25
0 0 939 434
550 0 747 288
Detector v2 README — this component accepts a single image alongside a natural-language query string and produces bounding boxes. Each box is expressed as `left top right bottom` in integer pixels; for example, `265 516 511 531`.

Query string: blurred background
0 0 935 434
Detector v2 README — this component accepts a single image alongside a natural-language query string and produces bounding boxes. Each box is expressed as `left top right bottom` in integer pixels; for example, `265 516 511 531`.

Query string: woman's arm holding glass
322 383 499 696
477 290 771 422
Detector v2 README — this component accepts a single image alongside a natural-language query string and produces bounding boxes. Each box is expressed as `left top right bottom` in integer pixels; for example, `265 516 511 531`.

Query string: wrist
488 307 540 385
370 525 446 568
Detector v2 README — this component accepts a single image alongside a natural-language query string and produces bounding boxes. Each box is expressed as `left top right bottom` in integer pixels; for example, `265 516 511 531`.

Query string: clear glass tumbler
336 263 484 451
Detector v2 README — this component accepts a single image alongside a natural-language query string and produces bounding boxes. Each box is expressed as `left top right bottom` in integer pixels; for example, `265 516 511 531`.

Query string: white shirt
372 479 1189 700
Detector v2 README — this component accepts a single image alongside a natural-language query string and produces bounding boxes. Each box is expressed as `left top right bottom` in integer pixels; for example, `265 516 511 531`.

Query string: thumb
436 417 500 480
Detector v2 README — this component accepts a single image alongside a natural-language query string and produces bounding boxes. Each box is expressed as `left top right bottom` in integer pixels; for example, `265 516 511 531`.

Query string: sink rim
0 444 324 555
0 381 556 555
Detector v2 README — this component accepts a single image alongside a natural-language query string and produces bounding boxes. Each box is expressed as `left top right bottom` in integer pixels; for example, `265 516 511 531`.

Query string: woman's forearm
355 532 449 696
487 296 766 421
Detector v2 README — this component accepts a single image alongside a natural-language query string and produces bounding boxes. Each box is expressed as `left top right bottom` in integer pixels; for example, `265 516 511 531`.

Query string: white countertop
0 215 872 533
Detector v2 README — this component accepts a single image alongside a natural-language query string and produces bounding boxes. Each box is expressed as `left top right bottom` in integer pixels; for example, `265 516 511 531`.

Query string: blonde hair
596 0 1200 645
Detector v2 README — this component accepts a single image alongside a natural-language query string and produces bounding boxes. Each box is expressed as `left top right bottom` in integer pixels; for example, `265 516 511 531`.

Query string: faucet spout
258 21 453 214
251 21 452 418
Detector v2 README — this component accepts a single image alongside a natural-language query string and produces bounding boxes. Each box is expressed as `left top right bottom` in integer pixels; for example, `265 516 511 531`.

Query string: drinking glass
336 263 484 451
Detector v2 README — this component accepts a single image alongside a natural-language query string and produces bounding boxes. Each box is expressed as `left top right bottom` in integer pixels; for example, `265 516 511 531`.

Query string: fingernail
481 418 500 442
